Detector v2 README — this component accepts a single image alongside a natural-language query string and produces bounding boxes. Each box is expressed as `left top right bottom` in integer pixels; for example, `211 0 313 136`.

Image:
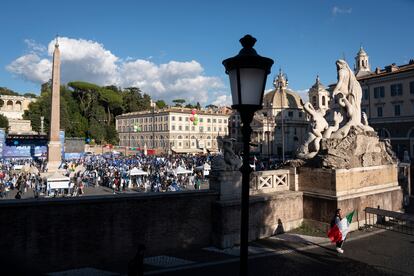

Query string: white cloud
6 53 51 83
332 6 352 15
24 39 47 54
295 89 309 103
211 93 232 107
6 37 225 105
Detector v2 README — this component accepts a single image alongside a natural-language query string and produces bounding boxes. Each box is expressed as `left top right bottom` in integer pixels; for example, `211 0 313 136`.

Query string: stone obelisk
47 38 62 172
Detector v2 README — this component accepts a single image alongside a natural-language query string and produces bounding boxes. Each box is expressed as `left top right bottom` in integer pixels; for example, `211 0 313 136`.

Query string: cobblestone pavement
143 229 414 276
40 228 414 276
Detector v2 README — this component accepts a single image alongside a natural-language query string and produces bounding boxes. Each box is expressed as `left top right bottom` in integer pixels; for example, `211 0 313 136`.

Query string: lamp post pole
239 109 254 275
223 35 273 276
152 103 155 151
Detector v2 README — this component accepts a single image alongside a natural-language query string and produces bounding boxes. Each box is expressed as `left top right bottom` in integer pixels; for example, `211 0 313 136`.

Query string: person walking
328 208 354 254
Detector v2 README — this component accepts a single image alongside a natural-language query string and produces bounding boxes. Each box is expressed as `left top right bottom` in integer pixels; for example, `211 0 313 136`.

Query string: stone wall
299 164 403 229
212 191 303 248
299 165 399 196
0 191 218 273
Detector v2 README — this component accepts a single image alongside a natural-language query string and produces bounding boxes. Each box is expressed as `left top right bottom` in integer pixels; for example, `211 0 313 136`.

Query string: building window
179 116 182 121
199 126 203 132
312 96 317 106
172 125 175 130
185 125 189 131
299 112 303 118
391 84 403 96
218 119 222 123
208 127 211 131
363 89 369 100
178 125 182 131
164 124 168 130
288 111 293 117
410 81 414 94
172 116 175 121
377 106 383 117
213 119 217 123
322 96 326 106
192 126 195 131
199 118 203 122
207 118 211 123
374 86 385 98
394 104 401 116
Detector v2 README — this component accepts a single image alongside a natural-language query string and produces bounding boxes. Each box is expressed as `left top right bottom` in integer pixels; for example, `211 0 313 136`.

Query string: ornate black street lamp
223 35 273 275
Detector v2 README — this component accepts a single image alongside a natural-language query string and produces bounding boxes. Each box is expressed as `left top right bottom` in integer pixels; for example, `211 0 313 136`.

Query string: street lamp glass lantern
223 35 274 110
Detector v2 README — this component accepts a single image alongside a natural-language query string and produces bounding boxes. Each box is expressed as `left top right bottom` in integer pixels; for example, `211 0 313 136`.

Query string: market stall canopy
195 163 211 171
129 167 149 176
175 166 193 175
171 148 204 154
74 165 86 174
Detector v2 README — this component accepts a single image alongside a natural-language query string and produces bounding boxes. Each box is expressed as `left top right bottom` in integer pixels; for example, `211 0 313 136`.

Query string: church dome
263 88 303 109
263 69 303 109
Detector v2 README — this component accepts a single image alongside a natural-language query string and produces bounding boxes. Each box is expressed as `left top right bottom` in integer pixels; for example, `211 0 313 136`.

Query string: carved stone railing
250 169 290 194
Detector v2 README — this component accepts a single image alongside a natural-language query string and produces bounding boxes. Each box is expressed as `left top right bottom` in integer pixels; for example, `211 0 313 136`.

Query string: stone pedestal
299 164 403 230
47 141 61 172
210 170 303 248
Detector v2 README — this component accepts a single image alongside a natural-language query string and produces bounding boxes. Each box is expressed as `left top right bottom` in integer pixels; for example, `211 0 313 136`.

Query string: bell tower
355 46 371 77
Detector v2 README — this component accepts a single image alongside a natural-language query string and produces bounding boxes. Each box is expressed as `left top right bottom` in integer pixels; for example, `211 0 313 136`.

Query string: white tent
195 163 211 171
175 166 193 175
129 167 149 176
74 165 86 174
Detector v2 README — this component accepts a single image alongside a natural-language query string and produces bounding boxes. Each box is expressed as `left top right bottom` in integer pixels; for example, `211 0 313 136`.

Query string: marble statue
211 139 242 171
297 102 343 159
295 59 396 168
331 60 373 138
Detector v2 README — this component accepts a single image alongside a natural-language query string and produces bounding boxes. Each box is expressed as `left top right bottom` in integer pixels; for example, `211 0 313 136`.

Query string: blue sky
0 0 413 105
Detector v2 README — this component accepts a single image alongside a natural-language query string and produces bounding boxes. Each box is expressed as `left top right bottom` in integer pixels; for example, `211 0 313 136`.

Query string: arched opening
322 96 326 106
6 100 13 111
378 128 390 139
408 128 414 138
312 96 317 106
15 101 22 111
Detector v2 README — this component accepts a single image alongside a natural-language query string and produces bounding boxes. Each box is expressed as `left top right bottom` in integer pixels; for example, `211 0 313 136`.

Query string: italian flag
328 210 355 243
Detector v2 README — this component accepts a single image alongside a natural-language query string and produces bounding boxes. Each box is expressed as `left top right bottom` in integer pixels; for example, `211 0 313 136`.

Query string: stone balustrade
250 169 290 194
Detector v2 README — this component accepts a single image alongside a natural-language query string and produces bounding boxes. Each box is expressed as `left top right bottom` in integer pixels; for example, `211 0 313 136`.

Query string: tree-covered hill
23 81 152 144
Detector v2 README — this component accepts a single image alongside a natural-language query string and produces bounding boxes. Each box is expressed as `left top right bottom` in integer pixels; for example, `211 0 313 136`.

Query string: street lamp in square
222 35 274 276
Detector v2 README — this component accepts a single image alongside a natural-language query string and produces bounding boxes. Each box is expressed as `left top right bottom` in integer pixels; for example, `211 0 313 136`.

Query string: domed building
231 69 308 160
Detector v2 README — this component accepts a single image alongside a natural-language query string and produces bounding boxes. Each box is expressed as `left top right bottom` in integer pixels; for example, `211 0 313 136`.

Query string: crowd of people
65 153 210 194
0 153 211 199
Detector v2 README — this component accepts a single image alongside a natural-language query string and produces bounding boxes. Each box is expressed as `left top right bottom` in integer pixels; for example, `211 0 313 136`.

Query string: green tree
23 92 37 98
0 87 19 96
173 99 186 107
0 114 9 132
122 87 152 111
206 104 218 109
99 88 123 125
156 100 167 109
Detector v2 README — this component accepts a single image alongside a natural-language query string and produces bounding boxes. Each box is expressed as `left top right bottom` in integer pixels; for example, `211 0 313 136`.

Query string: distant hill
0 87 37 98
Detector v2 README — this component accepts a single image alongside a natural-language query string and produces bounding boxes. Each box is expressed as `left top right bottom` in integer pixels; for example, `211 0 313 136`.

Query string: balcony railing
250 169 290 194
